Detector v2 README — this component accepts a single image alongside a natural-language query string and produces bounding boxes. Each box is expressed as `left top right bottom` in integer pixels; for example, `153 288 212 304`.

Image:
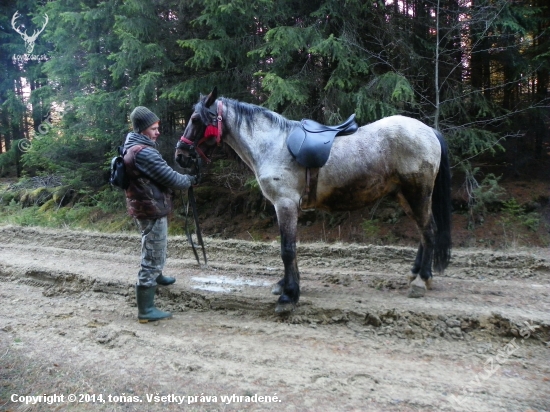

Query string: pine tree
0 0 547 188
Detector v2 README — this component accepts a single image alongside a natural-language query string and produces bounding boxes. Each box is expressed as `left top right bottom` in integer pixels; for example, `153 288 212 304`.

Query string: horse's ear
205 87 218 106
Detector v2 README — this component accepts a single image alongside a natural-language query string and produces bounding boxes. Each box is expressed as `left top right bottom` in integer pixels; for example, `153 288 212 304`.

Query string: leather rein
183 187 207 267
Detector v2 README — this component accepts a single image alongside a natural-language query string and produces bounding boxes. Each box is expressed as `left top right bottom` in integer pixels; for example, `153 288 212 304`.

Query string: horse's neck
224 127 261 172
224 109 285 173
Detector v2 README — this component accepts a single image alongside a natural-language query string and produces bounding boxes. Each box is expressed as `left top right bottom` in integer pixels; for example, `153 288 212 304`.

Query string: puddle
191 275 270 293
194 285 234 293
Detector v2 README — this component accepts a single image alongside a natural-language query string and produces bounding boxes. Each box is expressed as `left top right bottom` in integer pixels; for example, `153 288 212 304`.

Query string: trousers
135 216 167 287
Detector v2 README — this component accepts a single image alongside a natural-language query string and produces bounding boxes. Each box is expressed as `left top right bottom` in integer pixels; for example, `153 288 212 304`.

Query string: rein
183 187 207 266
178 100 224 266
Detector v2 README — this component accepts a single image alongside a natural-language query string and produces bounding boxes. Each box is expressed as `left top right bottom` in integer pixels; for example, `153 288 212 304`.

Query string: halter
179 100 223 163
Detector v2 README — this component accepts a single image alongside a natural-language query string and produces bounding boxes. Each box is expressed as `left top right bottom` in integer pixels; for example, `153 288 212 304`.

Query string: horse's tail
432 129 452 273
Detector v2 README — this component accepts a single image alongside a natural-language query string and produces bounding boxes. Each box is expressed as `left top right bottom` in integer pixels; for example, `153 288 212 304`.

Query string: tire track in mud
0 225 548 343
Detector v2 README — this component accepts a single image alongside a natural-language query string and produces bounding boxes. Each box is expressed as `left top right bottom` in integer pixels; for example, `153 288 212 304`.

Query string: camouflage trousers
135 216 168 287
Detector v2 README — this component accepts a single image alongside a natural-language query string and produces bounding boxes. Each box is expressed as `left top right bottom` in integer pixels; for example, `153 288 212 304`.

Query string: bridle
179 99 223 163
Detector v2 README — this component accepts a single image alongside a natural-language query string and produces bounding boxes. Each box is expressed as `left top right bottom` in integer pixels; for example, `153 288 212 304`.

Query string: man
123 106 197 323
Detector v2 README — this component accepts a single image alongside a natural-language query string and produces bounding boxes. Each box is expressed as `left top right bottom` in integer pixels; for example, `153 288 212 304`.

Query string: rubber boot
156 274 175 286
135 284 172 323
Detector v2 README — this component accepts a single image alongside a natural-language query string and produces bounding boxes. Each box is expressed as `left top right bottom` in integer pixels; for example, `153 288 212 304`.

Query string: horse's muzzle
175 140 197 169
176 152 191 169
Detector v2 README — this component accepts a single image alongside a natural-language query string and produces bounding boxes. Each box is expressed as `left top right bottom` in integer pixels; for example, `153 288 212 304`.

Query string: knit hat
130 106 160 133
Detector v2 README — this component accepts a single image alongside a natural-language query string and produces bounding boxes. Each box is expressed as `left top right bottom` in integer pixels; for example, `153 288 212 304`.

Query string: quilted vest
123 145 173 219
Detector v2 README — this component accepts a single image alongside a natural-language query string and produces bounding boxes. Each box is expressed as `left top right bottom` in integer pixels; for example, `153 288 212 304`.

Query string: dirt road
0 225 549 411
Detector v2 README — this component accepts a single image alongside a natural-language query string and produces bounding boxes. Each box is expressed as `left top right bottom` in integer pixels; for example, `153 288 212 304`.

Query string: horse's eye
191 116 200 124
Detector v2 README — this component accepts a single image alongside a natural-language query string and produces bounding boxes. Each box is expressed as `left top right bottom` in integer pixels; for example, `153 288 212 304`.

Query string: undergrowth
0 185 192 236
0 187 133 232
500 198 541 232
1 176 548 248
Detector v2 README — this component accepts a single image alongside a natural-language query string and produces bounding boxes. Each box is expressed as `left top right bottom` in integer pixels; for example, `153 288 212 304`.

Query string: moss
19 192 31 207
39 199 57 213
52 186 72 205
29 187 53 206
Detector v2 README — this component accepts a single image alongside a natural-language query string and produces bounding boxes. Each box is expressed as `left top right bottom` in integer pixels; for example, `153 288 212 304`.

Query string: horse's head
175 87 222 168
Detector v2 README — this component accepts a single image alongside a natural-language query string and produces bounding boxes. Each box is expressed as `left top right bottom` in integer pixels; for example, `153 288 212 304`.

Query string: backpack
110 146 129 190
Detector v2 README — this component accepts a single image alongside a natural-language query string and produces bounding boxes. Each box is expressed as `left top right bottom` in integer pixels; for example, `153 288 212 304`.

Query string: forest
0 0 549 244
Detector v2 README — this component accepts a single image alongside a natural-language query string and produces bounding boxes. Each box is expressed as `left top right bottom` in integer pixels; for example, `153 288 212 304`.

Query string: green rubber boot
135 284 172 323
156 274 176 286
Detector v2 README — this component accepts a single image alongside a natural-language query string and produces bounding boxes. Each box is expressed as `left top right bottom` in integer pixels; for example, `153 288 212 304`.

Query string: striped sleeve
134 147 194 190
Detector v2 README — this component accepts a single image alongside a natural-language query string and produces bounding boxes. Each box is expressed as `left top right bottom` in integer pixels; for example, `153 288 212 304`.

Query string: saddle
287 114 358 210
287 114 358 169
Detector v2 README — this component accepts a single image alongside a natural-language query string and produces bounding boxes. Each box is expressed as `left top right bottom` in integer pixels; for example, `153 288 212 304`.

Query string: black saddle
287 114 358 168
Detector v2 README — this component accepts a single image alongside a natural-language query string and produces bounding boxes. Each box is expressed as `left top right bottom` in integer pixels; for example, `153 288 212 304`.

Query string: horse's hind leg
411 244 423 276
271 278 284 295
415 220 435 290
397 189 436 295
273 198 300 312
409 243 423 285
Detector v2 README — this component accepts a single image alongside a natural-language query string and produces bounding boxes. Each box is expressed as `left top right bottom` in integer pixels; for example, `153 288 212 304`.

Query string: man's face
142 122 160 141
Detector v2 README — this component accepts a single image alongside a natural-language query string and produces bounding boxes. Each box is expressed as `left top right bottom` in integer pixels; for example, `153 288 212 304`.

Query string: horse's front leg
273 198 300 313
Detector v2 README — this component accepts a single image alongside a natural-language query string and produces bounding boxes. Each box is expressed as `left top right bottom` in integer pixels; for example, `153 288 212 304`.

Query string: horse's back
351 115 441 171
359 115 438 146
334 115 441 161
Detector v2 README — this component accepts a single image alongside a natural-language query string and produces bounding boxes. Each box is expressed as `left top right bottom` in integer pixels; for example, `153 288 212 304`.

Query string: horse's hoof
271 283 283 295
408 285 425 298
408 277 426 298
425 277 433 290
275 294 295 313
408 274 417 285
275 302 295 314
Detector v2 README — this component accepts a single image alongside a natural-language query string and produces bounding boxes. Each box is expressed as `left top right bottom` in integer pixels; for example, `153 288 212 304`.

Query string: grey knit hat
130 106 160 133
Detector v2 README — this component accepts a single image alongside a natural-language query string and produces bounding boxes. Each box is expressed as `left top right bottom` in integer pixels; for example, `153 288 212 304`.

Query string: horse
176 87 452 313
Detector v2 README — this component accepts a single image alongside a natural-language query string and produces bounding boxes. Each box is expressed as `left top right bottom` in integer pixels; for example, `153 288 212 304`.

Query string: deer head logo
11 11 49 54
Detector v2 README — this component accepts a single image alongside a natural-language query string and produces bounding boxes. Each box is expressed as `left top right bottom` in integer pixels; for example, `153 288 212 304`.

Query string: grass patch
0 187 194 235
0 188 134 233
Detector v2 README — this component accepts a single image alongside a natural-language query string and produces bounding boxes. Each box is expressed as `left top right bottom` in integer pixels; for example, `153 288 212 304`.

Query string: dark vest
123 145 173 219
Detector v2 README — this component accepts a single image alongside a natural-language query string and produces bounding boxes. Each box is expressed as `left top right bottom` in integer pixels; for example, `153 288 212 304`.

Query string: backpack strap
123 144 148 178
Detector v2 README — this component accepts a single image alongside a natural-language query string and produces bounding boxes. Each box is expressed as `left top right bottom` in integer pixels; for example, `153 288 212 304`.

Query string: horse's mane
220 97 296 134
195 97 296 172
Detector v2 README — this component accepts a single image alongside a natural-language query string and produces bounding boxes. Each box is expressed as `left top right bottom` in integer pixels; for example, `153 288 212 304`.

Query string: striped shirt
124 132 194 191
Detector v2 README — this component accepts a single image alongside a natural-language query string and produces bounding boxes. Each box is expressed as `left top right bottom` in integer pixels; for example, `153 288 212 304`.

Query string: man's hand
190 172 201 186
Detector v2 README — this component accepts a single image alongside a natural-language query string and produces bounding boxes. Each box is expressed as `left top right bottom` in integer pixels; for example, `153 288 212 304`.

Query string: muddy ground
0 224 549 411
